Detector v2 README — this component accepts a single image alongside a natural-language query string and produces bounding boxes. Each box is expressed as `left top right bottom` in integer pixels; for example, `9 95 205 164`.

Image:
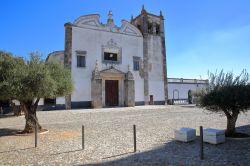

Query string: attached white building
168 78 208 104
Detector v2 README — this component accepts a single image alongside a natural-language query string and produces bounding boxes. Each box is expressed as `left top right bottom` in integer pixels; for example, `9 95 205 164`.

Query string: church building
47 7 168 109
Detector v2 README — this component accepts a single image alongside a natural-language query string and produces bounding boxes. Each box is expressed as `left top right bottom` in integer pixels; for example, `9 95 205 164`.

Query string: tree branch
35 98 40 106
34 98 40 111
223 109 232 118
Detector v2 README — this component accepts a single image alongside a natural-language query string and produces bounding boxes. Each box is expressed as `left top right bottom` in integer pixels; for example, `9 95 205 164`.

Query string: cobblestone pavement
0 105 249 166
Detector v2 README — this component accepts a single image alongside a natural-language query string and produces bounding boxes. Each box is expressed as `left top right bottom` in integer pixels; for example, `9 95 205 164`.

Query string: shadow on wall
83 125 250 166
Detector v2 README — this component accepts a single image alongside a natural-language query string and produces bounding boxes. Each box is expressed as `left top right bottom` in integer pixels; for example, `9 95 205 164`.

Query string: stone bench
203 128 225 144
174 128 196 142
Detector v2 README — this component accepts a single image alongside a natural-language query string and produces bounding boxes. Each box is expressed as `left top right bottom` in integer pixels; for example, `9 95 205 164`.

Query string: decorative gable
119 20 142 37
72 14 142 37
83 20 99 27
124 27 137 35
73 14 103 28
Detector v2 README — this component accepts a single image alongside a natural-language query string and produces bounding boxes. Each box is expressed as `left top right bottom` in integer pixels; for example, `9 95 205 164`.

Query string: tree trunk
10 100 21 116
21 100 42 134
225 113 239 137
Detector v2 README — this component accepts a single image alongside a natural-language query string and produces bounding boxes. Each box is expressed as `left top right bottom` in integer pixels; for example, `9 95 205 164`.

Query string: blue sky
1 0 250 79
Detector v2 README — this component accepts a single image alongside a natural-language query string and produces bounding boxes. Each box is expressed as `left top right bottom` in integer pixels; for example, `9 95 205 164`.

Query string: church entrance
105 80 119 106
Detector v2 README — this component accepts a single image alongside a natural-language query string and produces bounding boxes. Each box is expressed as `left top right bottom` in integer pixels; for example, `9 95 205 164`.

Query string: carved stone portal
125 69 135 107
91 61 102 108
91 65 135 108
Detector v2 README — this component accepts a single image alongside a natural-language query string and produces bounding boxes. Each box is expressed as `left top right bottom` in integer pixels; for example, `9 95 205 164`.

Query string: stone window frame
76 50 87 68
101 39 122 65
101 47 122 64
133 56 140 71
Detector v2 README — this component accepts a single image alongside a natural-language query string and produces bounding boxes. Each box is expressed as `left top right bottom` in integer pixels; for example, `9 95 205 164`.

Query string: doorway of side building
173 89 179 99
105 80 119 106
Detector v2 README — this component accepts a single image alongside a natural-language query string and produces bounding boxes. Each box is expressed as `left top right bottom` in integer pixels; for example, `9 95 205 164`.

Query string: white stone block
203 128 225 144
174 128 196 142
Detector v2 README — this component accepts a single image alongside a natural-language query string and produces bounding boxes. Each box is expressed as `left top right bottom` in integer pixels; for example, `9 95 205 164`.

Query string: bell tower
131 6 168 105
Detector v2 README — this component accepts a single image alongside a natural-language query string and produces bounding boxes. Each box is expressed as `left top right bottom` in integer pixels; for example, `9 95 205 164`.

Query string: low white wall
56 97 65 104
168 83 207 99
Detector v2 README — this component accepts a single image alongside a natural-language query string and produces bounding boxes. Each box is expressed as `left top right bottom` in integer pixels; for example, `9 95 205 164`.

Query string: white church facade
46 7 168 109
44 7 207 110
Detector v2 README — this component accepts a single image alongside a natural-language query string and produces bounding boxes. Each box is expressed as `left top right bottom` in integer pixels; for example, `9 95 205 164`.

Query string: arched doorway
173 89 179 100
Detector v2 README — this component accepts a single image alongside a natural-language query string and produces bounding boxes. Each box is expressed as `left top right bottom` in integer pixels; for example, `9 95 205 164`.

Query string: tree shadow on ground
0 147 34 154
180 104 196 108
0 114 15 119
0 128 21 137
236 124 250 134
82 125 250 166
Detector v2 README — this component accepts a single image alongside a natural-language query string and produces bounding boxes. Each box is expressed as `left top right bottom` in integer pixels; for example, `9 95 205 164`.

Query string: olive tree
0 51 73 133
200 70 250 137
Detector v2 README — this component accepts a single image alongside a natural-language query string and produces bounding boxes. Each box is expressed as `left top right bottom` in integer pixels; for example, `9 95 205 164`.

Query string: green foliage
201 84 250 112
191 89 205 97
0 51 26 100
191 89 206 105
206 69 249 92
200 70 250 114
200 70 250 136
0 51 73 102
188 90 192 104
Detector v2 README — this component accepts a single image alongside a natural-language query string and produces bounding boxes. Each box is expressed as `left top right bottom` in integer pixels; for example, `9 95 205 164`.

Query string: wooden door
105 80 119 106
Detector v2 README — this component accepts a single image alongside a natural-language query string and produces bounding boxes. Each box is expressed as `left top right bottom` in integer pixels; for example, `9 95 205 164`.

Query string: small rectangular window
104 52 118 61
133 56 140 71
134 61 139 71
77 55 86 67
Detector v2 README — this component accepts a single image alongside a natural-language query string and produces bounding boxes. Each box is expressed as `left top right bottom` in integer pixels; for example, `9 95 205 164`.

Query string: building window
133 56 140 71
104 52 118 62
102 39 122 64
77 55 86 67
102 49 121 64
76 50 87 68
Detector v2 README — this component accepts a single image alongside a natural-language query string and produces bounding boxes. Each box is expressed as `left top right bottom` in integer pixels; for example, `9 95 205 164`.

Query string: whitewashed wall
71 26 144 102
38 97 65 105
168 83 207 99
38 98 44 105
56 97 65 104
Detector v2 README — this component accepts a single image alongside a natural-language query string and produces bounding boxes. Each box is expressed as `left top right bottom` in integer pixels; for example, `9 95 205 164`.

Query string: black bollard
133 125 136 152
82 125 84 150
200 126 204 160
35 122 38 148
